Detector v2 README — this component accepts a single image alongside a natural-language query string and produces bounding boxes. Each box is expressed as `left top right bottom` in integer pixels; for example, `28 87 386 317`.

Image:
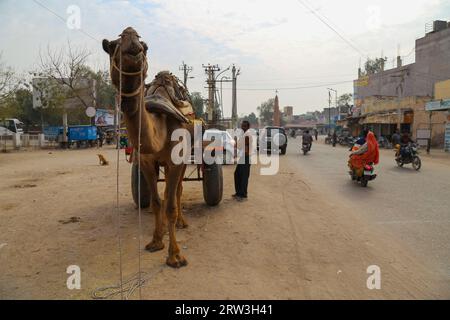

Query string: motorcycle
349 163 377 187
301 143 311 155
395 143 421 170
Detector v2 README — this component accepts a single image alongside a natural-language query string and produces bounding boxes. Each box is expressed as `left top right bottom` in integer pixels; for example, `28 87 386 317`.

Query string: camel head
102 27 148 112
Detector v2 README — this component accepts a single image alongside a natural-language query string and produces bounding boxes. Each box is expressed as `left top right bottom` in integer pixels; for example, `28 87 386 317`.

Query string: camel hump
145 71 195 120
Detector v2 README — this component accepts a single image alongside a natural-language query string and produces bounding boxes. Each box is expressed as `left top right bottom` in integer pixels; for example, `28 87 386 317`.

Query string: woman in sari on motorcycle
349 130 379 176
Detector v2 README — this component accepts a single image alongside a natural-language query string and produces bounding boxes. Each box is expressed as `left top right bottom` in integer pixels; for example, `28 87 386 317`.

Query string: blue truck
43 125 98 148
68 125 97 148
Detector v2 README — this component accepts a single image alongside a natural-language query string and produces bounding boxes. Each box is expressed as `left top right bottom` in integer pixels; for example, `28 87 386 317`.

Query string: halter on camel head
102 27 148 98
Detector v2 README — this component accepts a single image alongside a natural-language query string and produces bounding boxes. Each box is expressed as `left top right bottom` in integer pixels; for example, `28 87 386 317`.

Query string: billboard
95 109 115 126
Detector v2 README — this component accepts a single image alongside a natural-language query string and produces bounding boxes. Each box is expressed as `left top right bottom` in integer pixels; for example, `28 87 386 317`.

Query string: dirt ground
0 146 448 299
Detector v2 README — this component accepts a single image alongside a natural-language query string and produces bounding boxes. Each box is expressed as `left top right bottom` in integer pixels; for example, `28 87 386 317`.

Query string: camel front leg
164 165 188 268
142 163 165 252
176 165 188 229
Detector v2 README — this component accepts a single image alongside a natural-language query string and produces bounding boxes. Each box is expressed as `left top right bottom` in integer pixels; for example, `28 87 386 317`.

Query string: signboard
95 109 115 126
425 99 450 111
445 122 450 153
416 129 431 139
417 139 429 147
355 76 369 87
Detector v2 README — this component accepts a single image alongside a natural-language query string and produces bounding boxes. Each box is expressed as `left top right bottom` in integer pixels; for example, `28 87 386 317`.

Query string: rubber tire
303 149 307 155
396 160 404 167
280 145 287 155
131 163 151 209
360 177 368 187
412 156 421 171
203 163 223 206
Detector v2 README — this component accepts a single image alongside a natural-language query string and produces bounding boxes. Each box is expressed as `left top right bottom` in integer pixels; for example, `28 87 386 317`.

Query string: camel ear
102 39 110 54
141 41 148 55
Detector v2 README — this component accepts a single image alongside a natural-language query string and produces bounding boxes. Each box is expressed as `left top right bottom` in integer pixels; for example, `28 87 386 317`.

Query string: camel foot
176 219 189 229
166 254 188 268
145 241 165 252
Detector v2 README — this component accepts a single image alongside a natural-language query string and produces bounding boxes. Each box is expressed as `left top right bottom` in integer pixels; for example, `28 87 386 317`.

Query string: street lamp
219 76 230 118
327 88 338 132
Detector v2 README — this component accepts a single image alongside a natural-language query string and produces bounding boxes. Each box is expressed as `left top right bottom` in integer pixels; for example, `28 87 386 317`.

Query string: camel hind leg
164 164 188 268
176 165 188 229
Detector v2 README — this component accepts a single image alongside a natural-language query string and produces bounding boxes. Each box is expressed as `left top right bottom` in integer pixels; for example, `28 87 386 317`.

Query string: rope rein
116 42 124 300
97 39 147 300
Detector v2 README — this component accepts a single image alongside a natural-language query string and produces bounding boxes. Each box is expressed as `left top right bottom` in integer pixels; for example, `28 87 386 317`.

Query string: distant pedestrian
97 128 104 148
332 131 337 147
233 121 252 201
314 129 318 141
391 129 401 146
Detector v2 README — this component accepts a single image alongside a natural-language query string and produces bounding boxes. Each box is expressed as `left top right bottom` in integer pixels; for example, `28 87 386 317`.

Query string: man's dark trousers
234 157 250 198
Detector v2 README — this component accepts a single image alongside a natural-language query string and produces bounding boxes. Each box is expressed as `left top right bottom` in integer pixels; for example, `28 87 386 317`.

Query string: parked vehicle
395 143 421 170
0 118 24 135
67 125 98 148
259 126 287 155
349 163 377 187
378 136 392 149
104 128 116 145
203 129 236 164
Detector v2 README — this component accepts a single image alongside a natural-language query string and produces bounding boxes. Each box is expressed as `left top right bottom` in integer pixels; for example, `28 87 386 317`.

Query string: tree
38 42 94 110
240 112 258 126
190 92 204 118
363 57 387 75
338 93 353 107
257 98 275 126
0 54 19 119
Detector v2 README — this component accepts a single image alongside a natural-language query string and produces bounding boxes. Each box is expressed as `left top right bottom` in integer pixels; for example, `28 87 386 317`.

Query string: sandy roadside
0 146 447 299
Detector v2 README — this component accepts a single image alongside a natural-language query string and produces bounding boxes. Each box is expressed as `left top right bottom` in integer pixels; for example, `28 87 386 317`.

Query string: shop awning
360 113 400 124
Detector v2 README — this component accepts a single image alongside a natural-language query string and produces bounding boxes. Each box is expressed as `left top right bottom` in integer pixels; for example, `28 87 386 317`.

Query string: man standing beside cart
233 120 252 201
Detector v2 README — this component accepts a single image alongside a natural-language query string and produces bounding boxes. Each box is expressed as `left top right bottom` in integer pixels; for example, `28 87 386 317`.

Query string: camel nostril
127 43 143 56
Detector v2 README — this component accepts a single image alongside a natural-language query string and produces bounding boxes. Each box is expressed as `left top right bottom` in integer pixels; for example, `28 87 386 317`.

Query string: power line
296 0 366 57
32 0 99 42
221 80 354 91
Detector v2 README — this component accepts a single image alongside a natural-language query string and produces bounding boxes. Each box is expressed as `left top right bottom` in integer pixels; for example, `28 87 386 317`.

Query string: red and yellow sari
349 131 379 170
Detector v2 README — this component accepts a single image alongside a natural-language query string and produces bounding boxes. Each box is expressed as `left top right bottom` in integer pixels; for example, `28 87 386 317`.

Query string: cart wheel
131 164 151 209
203 163 223 206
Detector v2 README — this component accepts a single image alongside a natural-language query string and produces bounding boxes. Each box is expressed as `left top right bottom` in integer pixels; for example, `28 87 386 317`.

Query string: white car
203 129 236 164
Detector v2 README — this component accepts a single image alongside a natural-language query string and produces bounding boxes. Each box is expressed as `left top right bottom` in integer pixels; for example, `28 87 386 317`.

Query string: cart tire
131 164 151 209
203 163 223 206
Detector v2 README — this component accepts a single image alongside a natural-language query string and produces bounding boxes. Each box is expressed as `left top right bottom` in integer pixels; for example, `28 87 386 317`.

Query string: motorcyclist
349 130 379 177
399 132 414 158
332 131 337 147
302 130 313 151
349 129 368 151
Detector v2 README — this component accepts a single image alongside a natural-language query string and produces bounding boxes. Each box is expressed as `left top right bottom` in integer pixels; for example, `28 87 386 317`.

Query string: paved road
284 136 450 283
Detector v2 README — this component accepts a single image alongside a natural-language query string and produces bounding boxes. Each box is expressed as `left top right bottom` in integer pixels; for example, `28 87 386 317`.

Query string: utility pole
327 88 337 132
202 64 220 124
179 61 193 88
231 65 240 128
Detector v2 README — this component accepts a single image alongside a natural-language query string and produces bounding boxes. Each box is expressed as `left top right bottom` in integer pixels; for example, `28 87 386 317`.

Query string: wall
435 79 450 99
354 27 450 101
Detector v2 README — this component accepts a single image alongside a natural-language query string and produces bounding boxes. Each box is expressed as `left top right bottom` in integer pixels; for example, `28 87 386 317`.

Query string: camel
102 27 191 268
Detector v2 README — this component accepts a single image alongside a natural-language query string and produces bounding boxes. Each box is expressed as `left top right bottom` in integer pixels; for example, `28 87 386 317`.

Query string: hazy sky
1 0 449 116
